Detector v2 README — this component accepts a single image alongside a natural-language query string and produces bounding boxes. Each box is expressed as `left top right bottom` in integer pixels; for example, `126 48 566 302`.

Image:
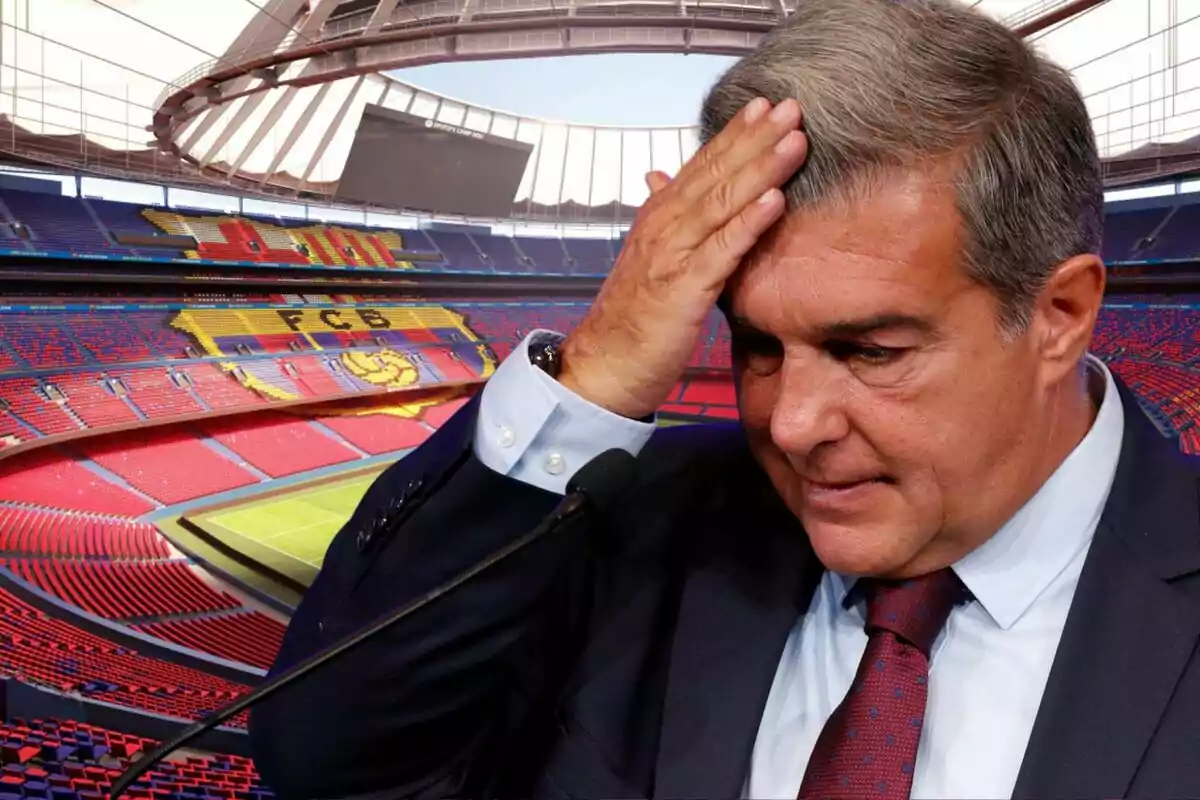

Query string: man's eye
827 341 906 365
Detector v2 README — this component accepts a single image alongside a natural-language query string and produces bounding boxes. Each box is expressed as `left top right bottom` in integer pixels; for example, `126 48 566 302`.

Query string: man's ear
1031 254 1106 378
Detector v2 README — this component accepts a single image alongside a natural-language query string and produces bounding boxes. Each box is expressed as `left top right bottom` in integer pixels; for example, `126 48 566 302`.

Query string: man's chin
801 516 926 578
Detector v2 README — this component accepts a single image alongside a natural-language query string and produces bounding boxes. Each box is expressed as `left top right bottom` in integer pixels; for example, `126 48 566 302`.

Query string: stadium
0 0 1193 795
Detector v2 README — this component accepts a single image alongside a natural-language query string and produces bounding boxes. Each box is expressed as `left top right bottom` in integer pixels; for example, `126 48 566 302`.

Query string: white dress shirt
472 329 1126 800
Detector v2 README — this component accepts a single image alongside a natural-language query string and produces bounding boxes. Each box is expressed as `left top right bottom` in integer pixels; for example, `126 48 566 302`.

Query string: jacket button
356 529 371 552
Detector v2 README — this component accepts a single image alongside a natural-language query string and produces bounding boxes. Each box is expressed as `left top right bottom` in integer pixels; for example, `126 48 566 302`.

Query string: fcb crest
339 350 419 389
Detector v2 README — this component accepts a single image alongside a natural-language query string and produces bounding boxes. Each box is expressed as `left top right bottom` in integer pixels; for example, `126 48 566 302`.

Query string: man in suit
249 1 1200 798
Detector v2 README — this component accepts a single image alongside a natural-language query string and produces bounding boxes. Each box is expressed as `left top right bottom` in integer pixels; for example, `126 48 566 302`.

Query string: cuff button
544 452 566 476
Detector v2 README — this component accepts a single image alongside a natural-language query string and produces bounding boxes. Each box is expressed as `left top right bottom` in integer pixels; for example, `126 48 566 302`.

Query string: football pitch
180 417 697 597
186 471 382 592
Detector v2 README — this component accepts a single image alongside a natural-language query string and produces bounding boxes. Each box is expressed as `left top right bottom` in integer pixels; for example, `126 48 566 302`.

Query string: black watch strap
528 333 567 379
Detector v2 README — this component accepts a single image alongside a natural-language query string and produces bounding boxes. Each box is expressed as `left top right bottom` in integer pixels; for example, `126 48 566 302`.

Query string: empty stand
112 368 206 419
316 412 433 454
0 449 152 516
202 413 358 477
174 364 266 412
472 232 526 272
0 586 251 725
0 378 83 437
2 318 90 370
76 431 258 505
282 355 354 396
136 611 286 671
0 410 30 450
0 718 273 798
42 374 140 429
0 191 112 254
563 238 615 274
1144 204 1200 261
61 314 157 365
1101 207 1169 262
9 559 240 621
424 230 489 272
0 508 168 560
514 237 568 272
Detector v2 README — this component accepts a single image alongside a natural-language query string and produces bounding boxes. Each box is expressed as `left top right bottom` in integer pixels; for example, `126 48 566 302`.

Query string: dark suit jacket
249 382 1200 800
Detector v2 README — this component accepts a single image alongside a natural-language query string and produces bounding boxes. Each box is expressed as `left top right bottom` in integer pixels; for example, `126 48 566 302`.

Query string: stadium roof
0 0 1198 224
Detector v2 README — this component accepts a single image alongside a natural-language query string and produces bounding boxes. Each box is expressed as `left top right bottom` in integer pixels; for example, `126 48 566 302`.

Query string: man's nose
768 358 851 458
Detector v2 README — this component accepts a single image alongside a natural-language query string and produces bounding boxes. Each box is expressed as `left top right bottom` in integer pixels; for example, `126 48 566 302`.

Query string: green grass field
207 479 372 568
192 472 378 592
182 417 699 596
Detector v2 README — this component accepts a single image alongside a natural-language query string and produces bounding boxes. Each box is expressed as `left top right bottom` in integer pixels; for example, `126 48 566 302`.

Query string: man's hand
558 98 808 420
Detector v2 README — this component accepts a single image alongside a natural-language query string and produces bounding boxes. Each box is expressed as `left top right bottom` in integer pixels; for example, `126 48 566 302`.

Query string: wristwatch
528 332 567 379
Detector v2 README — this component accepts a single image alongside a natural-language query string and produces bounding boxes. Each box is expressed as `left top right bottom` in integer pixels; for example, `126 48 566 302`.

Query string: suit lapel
653 481 822 799
1013 384 1200 798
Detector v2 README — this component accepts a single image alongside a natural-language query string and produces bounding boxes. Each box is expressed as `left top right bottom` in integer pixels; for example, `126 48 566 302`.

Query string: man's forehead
722 180 968 330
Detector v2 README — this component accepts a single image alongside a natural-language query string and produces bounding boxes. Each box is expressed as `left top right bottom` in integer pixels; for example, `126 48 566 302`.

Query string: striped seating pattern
0 717 273 798
136 611 286 671
7 559 240 621
144 209 408 269
0 508 168 560
201 413 358 478
76 432 259 506
0 586 251 726
0 449 152 517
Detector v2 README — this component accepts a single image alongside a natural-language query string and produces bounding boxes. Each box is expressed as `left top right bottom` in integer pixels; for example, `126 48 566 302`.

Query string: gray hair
700 0 1103 334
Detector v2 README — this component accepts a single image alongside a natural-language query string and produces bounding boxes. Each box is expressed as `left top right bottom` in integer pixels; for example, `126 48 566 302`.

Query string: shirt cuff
473 329 657 494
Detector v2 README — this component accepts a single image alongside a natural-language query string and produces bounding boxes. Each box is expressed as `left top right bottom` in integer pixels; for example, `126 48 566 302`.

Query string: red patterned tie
797 569 966 800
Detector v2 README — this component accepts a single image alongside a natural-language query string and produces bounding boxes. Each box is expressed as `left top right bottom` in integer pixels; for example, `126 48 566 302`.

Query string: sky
392 53 737 127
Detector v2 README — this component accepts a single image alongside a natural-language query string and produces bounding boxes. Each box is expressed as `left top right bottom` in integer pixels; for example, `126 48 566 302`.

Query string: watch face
529 336 563 377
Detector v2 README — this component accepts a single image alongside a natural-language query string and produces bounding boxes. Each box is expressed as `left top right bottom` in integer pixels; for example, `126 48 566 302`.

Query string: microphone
109 448 639 799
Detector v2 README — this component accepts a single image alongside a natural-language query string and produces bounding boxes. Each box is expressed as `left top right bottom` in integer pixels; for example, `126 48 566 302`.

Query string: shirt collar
835 354 1125 630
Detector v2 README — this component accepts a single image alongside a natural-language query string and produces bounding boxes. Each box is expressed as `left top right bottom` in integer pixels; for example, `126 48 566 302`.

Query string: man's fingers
645 170 672 195
688 129 807 246
674 98 802 210
674 97 771 184
637 99 802 245
689 187 787 290
669 128 806 252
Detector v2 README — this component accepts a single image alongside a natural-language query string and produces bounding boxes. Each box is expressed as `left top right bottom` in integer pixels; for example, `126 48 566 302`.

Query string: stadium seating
109 368 207 419
0 585 251 725
515 236 568 272
0 302 507 443
0 449 152 517
86 196 186 257
76 432 259 506
315 408 439 455
563 238 616 275
41 374 141 430
8 559 241 621
0 717 273 799
423 230 489 272
0 378 83 439
1144 204 1200 261
4 191 1200 274
1101 207 1169 262
0 190 113 255
136 611 286 671
201 413 359 477
0 508 168 560
143 208 411 269
1102 203 1200 262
